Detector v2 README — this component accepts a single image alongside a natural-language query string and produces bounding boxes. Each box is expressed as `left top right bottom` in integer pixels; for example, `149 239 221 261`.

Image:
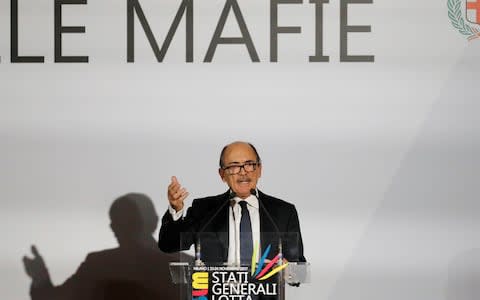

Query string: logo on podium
192 244 286 300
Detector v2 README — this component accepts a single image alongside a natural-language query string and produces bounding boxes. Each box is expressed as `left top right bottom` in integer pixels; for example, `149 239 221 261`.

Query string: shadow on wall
22 193 192 300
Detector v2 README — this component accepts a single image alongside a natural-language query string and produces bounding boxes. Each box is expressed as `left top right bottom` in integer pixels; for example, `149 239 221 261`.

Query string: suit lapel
259 191 276 255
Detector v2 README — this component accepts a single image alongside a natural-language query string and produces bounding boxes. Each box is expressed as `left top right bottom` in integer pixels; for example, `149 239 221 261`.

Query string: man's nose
239 165 247 175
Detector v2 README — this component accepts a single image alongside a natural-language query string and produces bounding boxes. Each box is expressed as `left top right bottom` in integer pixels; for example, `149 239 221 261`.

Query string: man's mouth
237 178 251 184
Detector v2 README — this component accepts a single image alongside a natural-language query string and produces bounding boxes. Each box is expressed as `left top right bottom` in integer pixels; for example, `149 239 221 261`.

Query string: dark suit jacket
158 190 306 263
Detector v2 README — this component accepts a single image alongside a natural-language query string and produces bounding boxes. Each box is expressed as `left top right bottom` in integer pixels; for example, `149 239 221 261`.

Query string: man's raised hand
167 176 189 212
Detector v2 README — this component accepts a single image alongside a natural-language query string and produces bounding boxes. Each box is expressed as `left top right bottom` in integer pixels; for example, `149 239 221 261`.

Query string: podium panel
180 232 305 265
169 232 309 300
169 262 310 300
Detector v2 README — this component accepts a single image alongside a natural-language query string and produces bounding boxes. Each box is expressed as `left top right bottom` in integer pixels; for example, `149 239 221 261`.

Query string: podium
169 261 310 300
168 232 310 300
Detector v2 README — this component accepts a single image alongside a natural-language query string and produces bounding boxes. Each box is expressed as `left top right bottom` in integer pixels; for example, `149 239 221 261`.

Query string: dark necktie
239 201 253 265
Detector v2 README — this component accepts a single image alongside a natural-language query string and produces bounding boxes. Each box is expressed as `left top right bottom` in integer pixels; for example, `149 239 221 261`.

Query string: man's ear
258 164 262 178
218 168 226 182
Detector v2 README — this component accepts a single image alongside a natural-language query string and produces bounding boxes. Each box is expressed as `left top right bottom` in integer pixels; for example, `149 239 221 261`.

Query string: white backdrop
1 0 479 299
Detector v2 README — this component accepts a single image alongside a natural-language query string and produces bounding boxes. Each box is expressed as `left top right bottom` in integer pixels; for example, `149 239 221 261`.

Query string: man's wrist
172 203 184 212
168 204 184 221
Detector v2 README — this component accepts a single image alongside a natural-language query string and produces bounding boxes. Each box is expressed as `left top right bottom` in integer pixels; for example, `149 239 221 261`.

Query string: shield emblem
466 0 480 24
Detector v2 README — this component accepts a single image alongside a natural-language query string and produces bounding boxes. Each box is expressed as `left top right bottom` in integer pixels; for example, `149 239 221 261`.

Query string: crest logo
448 0 480 40
466 0 480 24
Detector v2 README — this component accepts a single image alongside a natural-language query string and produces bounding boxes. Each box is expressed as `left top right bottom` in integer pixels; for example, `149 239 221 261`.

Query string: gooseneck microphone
251 189 283 263
195 191 237 265
230 198 237 225
230 199 238 265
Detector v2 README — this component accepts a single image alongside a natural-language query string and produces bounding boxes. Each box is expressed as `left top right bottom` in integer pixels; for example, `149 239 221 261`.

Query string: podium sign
192 265 279 300
170 232 309 300
170 262 309 300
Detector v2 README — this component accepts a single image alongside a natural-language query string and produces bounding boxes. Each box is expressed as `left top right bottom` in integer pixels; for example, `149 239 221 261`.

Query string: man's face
219 143 262 199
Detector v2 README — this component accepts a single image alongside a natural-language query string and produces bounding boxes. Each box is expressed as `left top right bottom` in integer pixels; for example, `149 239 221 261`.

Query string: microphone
230 199 237 221
195 191 236 265
230 199 238 265
251 189 283 264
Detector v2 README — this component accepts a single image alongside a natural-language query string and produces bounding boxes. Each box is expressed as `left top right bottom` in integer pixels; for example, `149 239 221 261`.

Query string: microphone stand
252 189 286 300
230 199 240 266
195 191 236 265
252 189 283 263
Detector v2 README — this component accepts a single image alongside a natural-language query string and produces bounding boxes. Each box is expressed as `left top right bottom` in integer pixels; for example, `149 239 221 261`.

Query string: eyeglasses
222 162 260 175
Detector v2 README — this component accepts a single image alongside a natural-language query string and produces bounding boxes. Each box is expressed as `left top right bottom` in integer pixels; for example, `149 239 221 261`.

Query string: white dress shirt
228 194 260 265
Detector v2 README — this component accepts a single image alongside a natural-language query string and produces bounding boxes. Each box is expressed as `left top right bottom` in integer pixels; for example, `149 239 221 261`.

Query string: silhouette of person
23 193 191 300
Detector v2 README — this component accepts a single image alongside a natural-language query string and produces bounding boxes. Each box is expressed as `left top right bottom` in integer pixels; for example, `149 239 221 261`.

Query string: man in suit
158 141 306 264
